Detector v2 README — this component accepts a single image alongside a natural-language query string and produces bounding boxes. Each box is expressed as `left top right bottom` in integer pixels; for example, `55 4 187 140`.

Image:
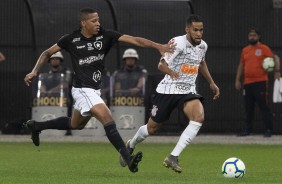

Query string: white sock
170 121 202 157
129 125 149 149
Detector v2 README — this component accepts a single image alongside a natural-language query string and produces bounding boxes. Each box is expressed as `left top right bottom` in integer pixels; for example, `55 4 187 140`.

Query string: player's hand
24 71 37 86
210 83 220 100
168 70 179 80
159 39 176 56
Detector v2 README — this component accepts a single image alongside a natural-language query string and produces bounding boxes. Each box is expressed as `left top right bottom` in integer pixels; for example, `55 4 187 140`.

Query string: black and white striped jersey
156 35 208 94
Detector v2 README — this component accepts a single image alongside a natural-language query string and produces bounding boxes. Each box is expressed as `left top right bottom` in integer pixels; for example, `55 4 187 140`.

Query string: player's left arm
274 54 281 80
118 34 174 56
158 59 179 79
199 60 220 100
0 52 5 62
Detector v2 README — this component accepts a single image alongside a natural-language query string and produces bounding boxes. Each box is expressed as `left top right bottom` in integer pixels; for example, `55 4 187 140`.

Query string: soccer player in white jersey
120 14 220 173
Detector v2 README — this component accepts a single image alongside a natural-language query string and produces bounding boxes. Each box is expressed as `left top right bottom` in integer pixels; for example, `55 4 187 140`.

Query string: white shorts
72 87 105 117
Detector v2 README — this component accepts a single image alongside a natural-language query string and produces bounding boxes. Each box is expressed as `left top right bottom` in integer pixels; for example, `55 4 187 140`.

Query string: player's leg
22 109 90 147
254 81 273 137
170 99 203 156
92 103 142 173
128 118 161 151
164 98 204 173
129 93 173 148
70 109 91 129
119 118 161 167
240 84 255 136
22 87 93 146
120 92 172 167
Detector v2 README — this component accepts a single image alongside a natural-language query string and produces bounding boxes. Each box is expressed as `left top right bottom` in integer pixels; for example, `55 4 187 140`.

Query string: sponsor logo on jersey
180 63 198 75
93 41 102 50
175 83 191 91
93 70 101 82
72 37 80 43
79 54 105 65
76 45 85 49
96 35 103 40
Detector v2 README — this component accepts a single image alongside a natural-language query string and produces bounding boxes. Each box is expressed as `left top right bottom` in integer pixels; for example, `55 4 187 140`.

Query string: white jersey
156 35 208 94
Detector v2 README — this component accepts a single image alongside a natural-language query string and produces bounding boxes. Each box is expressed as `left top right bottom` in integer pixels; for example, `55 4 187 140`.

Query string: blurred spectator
113 48 147 97
0 52 6 62
235 28 281 137
40 51 72 97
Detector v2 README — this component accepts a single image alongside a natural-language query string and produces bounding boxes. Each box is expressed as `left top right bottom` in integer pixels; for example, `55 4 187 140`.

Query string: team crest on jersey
151 105 158 117
255 49 262 56
96 35 103 40
93 70 102 82
94 41 102 50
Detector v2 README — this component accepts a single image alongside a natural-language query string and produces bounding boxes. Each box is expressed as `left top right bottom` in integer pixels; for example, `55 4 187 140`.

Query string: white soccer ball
222 157 246 178
262 57 275 72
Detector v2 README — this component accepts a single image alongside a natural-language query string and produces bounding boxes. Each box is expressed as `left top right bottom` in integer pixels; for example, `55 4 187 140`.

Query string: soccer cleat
127 151 143 173
163 154 182 173
119 139 134 167
22 120 41 146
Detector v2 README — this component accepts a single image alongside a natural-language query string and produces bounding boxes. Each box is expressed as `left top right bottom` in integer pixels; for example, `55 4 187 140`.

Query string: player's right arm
118 35 174 56
24 44 61 86
235 50 245 91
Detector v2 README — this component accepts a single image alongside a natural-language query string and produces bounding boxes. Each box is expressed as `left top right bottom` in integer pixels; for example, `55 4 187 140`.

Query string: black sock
104 122 131 162
35 117 71 131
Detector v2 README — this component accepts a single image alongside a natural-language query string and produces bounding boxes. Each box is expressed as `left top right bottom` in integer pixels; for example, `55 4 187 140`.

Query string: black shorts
150 92 204 123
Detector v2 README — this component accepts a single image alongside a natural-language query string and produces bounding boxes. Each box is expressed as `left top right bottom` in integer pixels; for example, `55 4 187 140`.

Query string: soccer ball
222 157 246 178
262 57 275 72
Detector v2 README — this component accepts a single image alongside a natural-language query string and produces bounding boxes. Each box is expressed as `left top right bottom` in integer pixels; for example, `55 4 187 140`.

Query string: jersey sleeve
107 29 123 45
263 45 274 58
240 48 246 64
57 34 70 50
201 42 208 62
163 37 182 65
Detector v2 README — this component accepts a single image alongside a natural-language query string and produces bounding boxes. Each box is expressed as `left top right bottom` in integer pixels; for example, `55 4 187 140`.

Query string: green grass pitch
0 142 281 184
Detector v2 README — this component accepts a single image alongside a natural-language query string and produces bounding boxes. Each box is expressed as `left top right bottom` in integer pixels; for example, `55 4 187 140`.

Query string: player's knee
147 126 157 134
96 114 113 124
71 123 85 130
147 122 161 134
191 114 204 123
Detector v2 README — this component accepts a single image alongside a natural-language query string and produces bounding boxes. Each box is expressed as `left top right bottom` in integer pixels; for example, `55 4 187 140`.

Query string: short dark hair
79 8 96 21
186 14 203 26
248 27 260 36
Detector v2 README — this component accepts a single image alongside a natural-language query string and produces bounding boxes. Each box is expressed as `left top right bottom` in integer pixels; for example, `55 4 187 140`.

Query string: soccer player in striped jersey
120 14 220 173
